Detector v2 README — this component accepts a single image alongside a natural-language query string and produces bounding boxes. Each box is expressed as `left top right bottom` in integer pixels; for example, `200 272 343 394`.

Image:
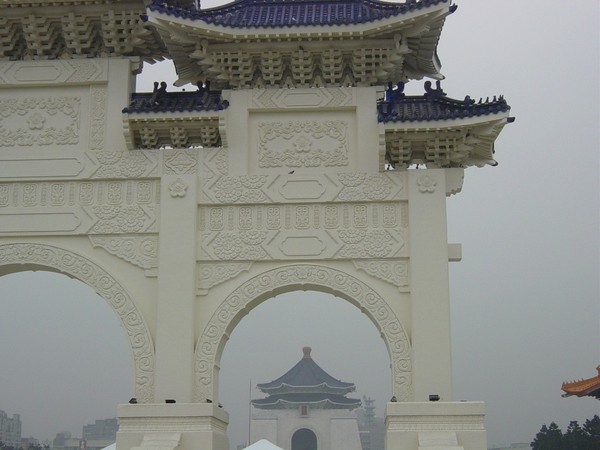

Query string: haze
0 1 598 449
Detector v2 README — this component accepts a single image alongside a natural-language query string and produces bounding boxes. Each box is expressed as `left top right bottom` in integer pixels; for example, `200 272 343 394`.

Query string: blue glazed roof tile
122 84 229 114
148 0 450 28
377 81 512 123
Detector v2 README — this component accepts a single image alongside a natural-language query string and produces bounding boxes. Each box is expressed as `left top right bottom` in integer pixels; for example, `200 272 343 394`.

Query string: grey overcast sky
0 1 598 449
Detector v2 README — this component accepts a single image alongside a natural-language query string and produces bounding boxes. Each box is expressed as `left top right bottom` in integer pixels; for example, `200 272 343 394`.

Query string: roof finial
302 346 312 358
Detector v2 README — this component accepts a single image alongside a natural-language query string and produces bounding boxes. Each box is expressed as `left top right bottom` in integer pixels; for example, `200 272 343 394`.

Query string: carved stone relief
198 203 405 260
193 264 412 403
258 120 348 168
0 181 158 234
168 179 188 198
0 243 154 403
202 146 404 204
251 87 354 110
354 260 409 292
163 149 199 175
89 150 159 179
90 235 158 271
0 96 80 147
417 175 436 193
196 262 252 295
0 60 108 86
89 85 107 151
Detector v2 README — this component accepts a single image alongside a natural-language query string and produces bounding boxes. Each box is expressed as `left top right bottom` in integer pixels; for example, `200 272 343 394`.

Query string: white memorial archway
0 0 513 448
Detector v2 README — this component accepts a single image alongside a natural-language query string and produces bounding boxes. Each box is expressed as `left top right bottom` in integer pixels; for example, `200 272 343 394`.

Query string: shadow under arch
194 264 412 404
0 242 154 403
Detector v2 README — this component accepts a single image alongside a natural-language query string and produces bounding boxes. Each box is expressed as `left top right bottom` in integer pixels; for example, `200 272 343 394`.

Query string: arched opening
291 428 317 450
0 243 155 405
217 289 393 449
0 270 133 443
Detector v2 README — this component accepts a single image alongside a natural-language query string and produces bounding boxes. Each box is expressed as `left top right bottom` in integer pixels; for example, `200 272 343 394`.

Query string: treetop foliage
531 415 600 450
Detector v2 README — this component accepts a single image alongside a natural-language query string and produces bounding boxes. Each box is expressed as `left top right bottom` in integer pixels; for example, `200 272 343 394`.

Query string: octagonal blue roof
256 347 356 395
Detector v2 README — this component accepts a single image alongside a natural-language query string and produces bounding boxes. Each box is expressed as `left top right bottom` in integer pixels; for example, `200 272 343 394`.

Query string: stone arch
0 242 154 403
194 264 412 404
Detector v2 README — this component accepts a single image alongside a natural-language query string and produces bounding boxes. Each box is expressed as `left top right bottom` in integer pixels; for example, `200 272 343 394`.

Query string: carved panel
194 265 412 403
0 181 158 234
90 235 158 270
199 203 405 260
196 262 252 295
89 85 107 151
0 96 80 147
0 60 108 85
90 150 159 179
164 149 199 175
258 120 348 168
0 243 154 403
354 260 409 292
252 88 354 109
0 180 159 209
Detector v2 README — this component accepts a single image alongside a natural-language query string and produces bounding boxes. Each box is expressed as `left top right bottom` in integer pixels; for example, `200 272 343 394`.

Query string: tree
531 422 564 450
583 415 600 450
564 421 587 450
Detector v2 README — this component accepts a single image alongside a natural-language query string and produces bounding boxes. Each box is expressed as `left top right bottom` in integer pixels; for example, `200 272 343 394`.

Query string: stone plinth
117 403 229 450
385 402 486 450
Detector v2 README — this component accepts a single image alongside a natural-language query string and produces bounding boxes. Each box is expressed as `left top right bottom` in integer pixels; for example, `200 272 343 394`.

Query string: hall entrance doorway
291 429 317 450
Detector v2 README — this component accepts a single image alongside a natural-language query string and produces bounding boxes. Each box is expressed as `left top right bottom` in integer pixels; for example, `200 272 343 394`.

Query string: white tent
245 439 284 450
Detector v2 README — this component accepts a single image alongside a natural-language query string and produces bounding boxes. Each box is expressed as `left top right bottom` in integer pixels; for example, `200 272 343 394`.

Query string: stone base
117 403 229 450
385 402 486 450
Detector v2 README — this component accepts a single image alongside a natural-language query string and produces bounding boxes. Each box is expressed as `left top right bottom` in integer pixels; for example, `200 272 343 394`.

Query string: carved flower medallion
417 175 436 193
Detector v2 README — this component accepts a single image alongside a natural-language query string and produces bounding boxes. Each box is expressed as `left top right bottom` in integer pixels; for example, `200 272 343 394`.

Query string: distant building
20 436 39 450
52 432 80 450
561 365 600 399
488 444 530 450
0 411 22 448
82 419 118 441
251 347 362 450
356 397 385 450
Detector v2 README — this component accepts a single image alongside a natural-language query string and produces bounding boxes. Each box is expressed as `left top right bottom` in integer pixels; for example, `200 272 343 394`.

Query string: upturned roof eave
383 110 512 131
257 381 355 394
251 398 361 409
146 2 450 43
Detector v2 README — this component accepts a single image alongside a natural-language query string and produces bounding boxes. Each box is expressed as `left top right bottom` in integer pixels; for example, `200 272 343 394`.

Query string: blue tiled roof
378 81 513 123
122 84 229 114
147 0 452 28
257 347 355 394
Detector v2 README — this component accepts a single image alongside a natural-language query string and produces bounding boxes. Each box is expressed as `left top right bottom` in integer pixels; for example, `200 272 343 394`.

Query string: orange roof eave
561 365 600 397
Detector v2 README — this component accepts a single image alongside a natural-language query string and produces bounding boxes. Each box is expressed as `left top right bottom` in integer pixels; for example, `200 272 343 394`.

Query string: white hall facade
0 0 512 449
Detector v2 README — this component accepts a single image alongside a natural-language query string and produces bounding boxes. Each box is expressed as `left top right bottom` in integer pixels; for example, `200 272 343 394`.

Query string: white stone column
407 168 453 402
153 172 198 402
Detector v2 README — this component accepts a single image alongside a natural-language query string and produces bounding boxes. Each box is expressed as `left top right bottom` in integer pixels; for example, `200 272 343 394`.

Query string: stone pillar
407 168 459 402
153 171 198 403
117 404 229 450
385 402 486 450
